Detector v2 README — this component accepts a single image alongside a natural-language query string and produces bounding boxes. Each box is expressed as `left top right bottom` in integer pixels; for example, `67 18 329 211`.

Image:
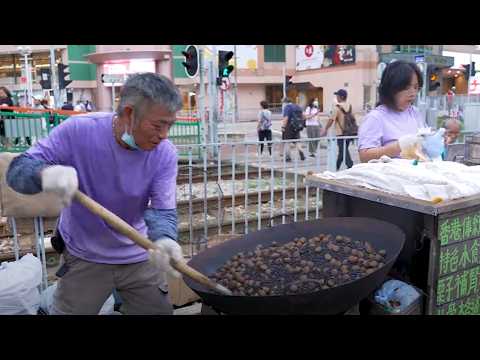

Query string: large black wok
184 217 405 314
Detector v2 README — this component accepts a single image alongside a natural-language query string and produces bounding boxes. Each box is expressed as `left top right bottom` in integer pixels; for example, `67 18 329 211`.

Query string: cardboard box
167 274 200 307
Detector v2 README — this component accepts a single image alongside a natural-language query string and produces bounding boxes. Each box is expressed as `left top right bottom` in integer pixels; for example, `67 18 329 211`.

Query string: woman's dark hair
307 99 316 108
260 100 269 109
0 86 12 99
378 60 423 110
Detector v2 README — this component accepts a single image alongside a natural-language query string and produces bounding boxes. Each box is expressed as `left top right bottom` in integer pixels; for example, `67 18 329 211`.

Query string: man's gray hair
117 73 183 123
442 118 461 129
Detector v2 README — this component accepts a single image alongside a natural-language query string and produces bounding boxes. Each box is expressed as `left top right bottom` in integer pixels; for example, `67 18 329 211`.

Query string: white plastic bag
0 253 42 315
40 282 115 315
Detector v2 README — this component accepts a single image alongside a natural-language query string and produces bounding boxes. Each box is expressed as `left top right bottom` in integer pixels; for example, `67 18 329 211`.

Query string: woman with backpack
357 61 428 162
304 99 323 157
324 89 356 170
257 100 272 156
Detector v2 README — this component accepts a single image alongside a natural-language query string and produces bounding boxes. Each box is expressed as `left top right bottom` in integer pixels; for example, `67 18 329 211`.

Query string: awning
290 82 318 91
86 50 171 64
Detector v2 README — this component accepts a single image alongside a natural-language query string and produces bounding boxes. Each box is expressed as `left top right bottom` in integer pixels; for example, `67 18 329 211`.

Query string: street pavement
215 117 360 176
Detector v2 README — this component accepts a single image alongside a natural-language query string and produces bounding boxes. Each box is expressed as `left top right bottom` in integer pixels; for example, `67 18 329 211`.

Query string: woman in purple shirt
358 61 426 162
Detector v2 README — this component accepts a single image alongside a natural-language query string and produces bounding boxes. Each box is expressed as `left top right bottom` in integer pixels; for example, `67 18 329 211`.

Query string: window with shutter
264 45 286 62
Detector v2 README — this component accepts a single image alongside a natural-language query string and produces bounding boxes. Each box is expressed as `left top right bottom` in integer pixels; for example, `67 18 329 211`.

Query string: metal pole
198 46 207 145
111 85 115 112
20 50 33 107
49 46 59 108
468 53 473 98
282 66 286 99
24 53 31 107
212 46 219 150
233 45 239 124
207 60 214 146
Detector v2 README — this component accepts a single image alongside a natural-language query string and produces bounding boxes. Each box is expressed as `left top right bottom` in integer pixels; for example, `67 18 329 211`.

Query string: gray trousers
51 249 173 315
306 125 322 154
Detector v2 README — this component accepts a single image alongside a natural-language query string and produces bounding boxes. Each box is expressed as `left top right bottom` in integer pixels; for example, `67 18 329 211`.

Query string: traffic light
39 68 52 90
218 50 234 78
181 45 199 78
427 65 441 91
285 75 293 89
463 64 471 81
58 63 72 89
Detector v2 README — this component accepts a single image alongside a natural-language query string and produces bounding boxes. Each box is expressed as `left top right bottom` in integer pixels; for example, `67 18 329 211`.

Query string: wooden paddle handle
73 190 232 296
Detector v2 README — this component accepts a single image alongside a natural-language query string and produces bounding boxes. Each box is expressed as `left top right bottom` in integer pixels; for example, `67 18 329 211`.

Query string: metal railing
0 126 359 301
176 136 359 257
0 111 203 156
0 111 68 152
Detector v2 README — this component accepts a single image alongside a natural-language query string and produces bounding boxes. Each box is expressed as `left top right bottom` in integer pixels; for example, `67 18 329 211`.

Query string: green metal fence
0 112 203 157
0 112 68 152
168 120 202 157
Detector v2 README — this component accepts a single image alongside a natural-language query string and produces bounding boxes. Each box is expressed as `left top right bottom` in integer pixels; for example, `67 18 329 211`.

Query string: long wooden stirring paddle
73 190 232 296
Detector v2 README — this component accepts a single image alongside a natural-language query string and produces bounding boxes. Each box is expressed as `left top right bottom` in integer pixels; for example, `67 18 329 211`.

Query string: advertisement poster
469 74 480 95
296 45 356 71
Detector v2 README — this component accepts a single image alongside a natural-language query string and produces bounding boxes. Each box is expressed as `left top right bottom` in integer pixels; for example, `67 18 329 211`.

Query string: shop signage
415 55 425 63
432 207 480 315
296 45 356 71
101 73 127 87
380 53 454 68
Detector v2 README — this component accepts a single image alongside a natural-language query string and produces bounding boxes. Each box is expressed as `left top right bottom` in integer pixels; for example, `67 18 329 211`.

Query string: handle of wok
73 190 232 296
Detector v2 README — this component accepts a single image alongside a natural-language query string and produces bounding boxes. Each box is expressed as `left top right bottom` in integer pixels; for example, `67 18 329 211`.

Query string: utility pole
18 46 33 107
49 46 60 108
210 45 219 149
111 85 116 112
282 65 287 114
198 46 207 145
233 45 239 124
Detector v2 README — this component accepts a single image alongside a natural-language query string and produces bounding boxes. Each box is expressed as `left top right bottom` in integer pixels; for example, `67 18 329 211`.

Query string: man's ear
122 106 135 128
123 105 133 118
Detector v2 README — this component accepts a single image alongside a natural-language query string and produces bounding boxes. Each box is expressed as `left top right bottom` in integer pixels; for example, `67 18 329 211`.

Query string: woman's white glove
398 134 422 153
41 165 78 206
149 238 185 278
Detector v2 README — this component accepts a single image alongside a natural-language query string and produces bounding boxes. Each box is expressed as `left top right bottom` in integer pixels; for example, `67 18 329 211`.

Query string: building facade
2 44 475 116
173 45 379 121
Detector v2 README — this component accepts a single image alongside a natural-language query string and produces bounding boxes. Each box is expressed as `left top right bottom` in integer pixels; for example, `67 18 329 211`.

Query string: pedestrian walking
324 89 355 169
257 100 272 156
85 100 94 112
74 100 86 112
281 97 306 162
304 99 323 157
0 86 14 147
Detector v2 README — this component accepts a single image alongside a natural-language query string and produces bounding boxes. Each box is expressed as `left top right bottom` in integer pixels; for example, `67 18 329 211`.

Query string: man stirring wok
6 73 185 315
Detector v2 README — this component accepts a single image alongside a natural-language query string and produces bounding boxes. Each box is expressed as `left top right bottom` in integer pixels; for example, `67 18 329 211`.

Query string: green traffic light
223 65 234 77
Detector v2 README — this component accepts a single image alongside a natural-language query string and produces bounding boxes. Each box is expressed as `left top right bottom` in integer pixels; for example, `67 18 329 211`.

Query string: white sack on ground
0 253 42 315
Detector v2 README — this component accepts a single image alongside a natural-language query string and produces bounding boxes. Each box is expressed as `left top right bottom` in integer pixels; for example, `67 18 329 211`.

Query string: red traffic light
181 45 199 78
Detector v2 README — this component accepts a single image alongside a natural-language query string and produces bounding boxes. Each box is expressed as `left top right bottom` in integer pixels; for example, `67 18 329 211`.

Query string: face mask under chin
120 115 141 150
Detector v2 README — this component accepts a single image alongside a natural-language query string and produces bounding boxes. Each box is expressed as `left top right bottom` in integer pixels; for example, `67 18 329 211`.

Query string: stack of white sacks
315 156 480 203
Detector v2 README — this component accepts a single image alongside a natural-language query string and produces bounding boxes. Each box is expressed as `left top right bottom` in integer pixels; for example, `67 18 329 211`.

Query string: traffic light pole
198 47 207 146
111 85 116 112
233 45 239 124
49 46 60 108
207 59 219 148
